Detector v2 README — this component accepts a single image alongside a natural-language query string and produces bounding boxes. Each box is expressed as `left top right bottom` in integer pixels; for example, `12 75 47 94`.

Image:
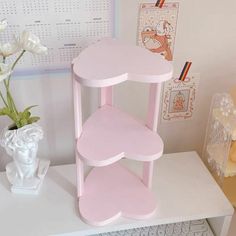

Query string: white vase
0 123 50 194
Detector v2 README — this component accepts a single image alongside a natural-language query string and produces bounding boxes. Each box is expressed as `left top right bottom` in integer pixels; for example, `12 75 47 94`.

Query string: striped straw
155 0 165 8
179 62 192 81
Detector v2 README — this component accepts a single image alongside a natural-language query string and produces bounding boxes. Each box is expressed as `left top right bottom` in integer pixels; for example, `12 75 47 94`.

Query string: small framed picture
161 74 200 122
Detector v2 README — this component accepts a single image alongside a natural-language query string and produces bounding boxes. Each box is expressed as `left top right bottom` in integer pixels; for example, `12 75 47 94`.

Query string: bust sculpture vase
0 123 50 194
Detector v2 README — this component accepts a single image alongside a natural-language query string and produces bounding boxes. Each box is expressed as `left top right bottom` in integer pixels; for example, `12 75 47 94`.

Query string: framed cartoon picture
161 74 200 122
137 2 179 61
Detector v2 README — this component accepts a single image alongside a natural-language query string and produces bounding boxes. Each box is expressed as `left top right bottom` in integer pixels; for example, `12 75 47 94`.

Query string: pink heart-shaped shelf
79 162 156 226
77 105 164 166
73 38 173 226
72 38 173 87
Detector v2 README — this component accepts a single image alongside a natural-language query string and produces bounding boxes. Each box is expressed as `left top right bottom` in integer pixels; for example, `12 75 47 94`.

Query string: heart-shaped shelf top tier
72 38 173 87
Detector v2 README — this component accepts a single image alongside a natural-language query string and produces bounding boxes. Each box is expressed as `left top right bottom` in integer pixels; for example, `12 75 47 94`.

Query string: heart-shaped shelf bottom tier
79 162 156 226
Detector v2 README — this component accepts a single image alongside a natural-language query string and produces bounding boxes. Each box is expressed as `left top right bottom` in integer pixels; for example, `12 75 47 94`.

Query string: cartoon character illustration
141 20 173 61
173 91 185 111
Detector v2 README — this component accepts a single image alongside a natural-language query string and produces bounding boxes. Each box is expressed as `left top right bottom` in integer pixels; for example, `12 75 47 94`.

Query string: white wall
115 0 236 153
0 0 236 171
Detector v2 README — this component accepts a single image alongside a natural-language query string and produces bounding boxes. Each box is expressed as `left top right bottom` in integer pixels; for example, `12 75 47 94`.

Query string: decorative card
161 74 200 122
0 0 114 73
137 2 179 61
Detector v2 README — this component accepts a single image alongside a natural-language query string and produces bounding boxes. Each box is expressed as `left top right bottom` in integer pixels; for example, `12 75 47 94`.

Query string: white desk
0 152 234 236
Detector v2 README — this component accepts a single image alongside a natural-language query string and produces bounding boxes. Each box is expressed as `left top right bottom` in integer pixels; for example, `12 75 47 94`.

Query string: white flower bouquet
0 19 47 129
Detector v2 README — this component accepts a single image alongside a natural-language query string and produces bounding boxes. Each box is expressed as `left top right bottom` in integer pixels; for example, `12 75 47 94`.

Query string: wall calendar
0 0 114 73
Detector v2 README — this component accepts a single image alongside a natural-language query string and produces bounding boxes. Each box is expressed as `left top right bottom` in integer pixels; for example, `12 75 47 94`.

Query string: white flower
0 42 19 57
16 31 47 54
0 19 7 32
0 63 12 82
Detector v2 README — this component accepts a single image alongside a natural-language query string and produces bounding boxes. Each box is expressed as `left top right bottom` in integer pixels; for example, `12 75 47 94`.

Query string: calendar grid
0 0 115 73
0 1 17 15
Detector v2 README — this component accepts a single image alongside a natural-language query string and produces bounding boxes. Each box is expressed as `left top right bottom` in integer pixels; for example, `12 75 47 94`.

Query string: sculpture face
14 142 38 165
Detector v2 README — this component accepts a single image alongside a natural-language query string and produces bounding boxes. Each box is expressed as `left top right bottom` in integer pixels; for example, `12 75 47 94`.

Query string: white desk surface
0 152 234 236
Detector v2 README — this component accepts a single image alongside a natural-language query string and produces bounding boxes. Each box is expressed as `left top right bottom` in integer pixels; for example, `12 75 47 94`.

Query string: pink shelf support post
143 83 162 188
72 74 84 197
100 86 113 107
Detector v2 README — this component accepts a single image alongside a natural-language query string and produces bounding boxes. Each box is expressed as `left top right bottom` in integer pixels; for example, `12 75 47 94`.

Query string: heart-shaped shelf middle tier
77 105 164 167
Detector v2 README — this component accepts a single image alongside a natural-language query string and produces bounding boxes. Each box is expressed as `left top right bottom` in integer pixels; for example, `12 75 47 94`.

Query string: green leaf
25 111 31 119
28 116 40 124
11 112 18 122
6 92 14 112
23 105 38 112
0 107 11 116
20 118 28 127
22 110 31 119
15 121 22 129
0 108 6 116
